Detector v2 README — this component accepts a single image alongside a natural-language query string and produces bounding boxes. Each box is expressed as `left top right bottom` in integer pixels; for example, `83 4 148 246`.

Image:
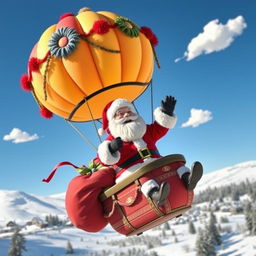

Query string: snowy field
1 213 256 256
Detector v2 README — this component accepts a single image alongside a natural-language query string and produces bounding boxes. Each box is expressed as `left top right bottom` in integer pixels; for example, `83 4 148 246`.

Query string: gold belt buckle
138 148 151 159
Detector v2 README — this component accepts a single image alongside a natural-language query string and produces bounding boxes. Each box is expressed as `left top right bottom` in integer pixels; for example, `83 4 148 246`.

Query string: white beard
108 115 147 142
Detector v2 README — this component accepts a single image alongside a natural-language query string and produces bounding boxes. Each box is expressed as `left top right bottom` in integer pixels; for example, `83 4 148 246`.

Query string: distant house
6 221 18 228
29 217 48 228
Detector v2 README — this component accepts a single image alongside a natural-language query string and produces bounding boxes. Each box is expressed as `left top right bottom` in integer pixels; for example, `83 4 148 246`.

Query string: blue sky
1 0 256 195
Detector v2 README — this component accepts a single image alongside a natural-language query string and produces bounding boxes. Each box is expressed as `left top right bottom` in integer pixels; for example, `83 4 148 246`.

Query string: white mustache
115 114 138 124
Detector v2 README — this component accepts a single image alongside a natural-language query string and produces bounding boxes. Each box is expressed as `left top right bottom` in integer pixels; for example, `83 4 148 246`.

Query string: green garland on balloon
115 16 139 37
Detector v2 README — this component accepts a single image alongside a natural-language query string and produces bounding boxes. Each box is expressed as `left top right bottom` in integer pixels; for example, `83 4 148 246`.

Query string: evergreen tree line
81 248 159 256
45 214 64 226
107 235 162 249
195 212 222 256
194 180 256 204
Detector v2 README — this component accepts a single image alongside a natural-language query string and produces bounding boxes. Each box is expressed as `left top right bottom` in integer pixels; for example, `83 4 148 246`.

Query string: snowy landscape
1 161 256 256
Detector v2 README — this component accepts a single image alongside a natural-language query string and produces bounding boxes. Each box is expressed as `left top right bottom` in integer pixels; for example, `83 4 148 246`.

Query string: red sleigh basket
99 154 193 236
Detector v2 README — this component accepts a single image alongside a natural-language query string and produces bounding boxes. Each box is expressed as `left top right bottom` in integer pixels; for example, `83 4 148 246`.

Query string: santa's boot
148 181 170 206
181 161 203 190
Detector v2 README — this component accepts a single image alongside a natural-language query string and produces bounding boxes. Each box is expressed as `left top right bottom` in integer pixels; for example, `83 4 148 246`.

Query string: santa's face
108 107 146 142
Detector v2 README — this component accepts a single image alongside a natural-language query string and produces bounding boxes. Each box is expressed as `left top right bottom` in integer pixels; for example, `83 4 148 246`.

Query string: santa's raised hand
161 95 177 116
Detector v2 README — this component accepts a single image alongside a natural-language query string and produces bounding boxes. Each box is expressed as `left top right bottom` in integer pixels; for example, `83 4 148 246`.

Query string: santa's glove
161 95 177 116
108 137 123 154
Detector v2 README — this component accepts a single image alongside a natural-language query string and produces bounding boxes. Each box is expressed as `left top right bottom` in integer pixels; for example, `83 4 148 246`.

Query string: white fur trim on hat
98 140 120 165
154 107 177 129
106 99 136 121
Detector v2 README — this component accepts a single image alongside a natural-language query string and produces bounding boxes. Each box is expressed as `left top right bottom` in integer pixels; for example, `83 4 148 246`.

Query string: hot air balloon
22 8 200 236
20 7 159 122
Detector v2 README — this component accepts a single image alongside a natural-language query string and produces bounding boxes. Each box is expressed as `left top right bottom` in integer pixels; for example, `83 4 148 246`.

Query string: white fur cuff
177 166 190 178
141 179 159 197
98 140 120 165
154 107 177 129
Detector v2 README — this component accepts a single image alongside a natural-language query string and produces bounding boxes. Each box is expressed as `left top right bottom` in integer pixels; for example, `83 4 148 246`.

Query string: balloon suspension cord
132 80 154 123
150 80 154 123
65 120 98 151
65 101 103 151
86 101 102 144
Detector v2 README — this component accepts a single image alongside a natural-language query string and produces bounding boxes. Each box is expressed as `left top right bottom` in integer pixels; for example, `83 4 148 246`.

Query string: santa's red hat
98 98 136 136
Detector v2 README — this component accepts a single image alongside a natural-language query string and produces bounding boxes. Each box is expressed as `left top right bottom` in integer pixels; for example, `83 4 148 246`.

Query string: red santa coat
97 107 177 178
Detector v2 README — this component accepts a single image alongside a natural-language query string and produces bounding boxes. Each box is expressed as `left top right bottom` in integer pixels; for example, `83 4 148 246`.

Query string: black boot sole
187 161 203 190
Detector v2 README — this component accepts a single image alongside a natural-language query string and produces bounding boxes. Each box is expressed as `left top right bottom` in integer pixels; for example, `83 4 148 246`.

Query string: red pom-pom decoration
29 57 40 72
20 74 32 91
92 19 110 34
40 106 53 119
140 26 158 46
59 12 74 21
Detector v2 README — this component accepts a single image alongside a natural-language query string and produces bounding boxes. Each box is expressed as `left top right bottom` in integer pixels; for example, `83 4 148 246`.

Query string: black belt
115 148 160 173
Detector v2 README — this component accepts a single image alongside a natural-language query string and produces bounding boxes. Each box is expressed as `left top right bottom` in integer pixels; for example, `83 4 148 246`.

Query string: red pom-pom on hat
20 74 32 91
40 106 53 119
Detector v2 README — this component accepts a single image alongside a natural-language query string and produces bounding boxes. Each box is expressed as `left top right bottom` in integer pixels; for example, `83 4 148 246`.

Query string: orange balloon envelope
21 8 159 122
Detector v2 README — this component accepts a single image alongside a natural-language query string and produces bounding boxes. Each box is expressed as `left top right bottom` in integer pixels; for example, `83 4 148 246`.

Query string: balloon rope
81 36 120 53
43 55 52 101
65 120 98 151
85 101 102 143
152 46 160 69
150 80 154 123
30 87 41 108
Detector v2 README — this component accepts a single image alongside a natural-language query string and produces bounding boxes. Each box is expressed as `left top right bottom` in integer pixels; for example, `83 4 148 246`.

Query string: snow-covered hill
0 190 66 226
196 160 256 193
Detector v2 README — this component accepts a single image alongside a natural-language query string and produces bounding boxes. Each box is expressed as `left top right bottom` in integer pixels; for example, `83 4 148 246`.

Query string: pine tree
188 220 196 234
65 240 74 254
161 229 166 237
231 185 240 201
150 251 159 256
244 202 253 234
8 230 26 256
195 227 216 256
208 212 222 245
162 222 171 230
251 208 256 236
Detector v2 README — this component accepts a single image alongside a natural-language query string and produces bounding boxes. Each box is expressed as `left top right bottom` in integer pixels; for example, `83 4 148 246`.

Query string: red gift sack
100 154 194 236
65 167 115 232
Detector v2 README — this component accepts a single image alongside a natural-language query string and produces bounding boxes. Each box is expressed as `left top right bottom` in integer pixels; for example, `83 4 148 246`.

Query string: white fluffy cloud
175 15 247 62
3 128 39 144
182 108 213 128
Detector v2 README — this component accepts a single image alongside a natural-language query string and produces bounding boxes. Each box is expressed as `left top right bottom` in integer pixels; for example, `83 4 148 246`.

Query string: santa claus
96 96 203 206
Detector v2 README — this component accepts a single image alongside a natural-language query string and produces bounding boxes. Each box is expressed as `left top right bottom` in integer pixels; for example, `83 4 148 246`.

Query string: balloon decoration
21 8 159 122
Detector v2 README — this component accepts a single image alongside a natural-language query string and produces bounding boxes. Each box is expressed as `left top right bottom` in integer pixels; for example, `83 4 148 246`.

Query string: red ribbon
42 161 79 183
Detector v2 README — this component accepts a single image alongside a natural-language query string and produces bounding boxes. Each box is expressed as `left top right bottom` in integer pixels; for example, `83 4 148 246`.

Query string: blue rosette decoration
49 27 80 58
